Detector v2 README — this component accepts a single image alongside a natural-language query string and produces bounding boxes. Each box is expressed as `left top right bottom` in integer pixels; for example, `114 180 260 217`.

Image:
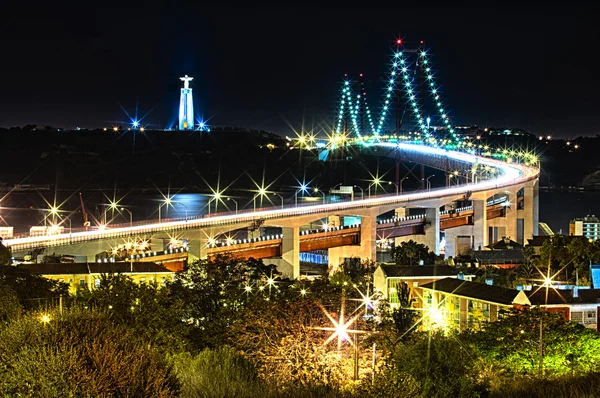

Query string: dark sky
1 5 599 137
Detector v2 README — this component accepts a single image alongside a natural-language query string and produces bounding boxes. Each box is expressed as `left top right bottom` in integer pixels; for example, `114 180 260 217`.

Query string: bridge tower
179 75 194 130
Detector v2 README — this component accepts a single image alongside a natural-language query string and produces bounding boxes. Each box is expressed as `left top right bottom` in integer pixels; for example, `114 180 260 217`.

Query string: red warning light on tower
420 40 424 44
396 39 402 44
359 73 363 77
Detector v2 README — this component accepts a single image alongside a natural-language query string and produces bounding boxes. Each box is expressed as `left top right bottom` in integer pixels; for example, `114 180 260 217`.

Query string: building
373 264 475 308
419 278 530 331
527 287 600 330
20 262 175 294
418 278 600 332
570 215 600 240
472 237 526 268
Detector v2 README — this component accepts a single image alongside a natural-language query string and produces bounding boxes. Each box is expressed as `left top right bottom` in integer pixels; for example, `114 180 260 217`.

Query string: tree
0 266 67 310
74 273 187 350
169 255 281 348
464 307 600 377
0 239 10 265
392 240 435 266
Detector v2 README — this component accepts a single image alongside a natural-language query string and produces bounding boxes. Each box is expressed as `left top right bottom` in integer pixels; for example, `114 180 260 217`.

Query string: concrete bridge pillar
328 215 341 228
395 207 440 255
328 214 376 272
473 200 487 251
268 226 299 279
395 208 407 218
518 180 539 243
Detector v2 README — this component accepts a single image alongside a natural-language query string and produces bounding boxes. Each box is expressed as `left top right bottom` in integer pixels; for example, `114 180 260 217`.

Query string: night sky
1 5 599 137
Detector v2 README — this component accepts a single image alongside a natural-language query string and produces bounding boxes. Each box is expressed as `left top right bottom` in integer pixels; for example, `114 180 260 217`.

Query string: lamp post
177 202 188 221
353 185 364 200
368 178 382 198
227 197 238 214
294 185 308 207
314 188 325 204
207 192 223 216
253 188 267 212
400 177 409 194
120 207 133 227
387 181 399 195
273 193 284 209
158 197 172 223
423 175 435 191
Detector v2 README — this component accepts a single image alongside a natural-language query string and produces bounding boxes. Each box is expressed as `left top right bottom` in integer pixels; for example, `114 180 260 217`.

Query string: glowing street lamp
40 313 51 324
313 188 325 204
158 196 172 223
208 191 224 216
273 193 284 209
294 184 309 207
368 177 382 198
253 187 268 212
120 207 133 227
227 197 238 214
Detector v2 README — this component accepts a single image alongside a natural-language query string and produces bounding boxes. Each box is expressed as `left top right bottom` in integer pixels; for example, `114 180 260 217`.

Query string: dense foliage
3 252 600 397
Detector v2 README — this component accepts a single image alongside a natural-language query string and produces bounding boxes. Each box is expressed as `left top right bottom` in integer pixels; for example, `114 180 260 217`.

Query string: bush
172 346 265 398
389 332 481 398
0 309 179 397
491 372 600 398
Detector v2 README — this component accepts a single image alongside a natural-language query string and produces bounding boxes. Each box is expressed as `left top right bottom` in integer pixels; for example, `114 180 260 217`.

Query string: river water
0 189 596 237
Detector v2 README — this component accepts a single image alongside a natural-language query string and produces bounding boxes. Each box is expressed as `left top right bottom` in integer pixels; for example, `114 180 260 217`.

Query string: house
373 264 475 308
527 287 600 330
20 262 175 294
419 278 530 331
472 238 526 268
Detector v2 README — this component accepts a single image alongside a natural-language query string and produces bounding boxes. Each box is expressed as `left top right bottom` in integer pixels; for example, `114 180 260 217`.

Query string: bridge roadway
4 143 539 277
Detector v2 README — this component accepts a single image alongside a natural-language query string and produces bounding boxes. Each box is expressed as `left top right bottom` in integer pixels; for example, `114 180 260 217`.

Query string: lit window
412 281 419 288
94 278 101 288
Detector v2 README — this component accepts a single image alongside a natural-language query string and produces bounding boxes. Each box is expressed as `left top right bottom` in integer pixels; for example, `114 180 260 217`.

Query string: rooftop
420 278 523 306
379 264 471 278
19 262 173 275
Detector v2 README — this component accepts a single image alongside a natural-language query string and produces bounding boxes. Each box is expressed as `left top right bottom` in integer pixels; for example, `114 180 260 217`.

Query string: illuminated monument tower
178 75 194 130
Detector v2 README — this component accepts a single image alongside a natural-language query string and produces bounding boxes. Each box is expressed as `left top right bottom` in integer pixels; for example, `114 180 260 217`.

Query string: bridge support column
269 226 299 279
395 208 407 218
473 200 487 251
328 215 341 228
328 214 376 273
395 207 440 255
518 180 539 243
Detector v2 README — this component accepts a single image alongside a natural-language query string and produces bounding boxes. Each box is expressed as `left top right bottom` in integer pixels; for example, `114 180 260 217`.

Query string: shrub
0 309 179 397
172 346 265 398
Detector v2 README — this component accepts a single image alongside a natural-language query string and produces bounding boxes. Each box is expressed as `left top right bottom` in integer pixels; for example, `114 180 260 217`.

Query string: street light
294 184 309 207
400 177 409 194
227 197 238 214
177 202 188 221
423 174 435 191
273 193 284 209
353 185 364 200
368 178 381 198
158 197 172 223
253 188 268 212
120 207 133 227
387 181 399 195
314 188 326 204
